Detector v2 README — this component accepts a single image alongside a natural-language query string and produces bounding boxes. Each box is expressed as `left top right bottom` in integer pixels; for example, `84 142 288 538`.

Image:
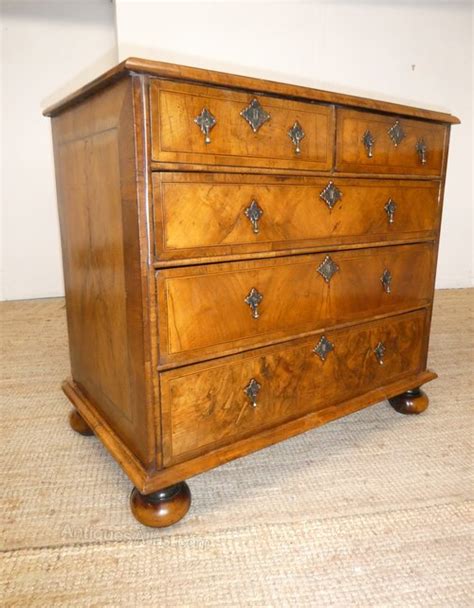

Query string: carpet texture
1 289 472 606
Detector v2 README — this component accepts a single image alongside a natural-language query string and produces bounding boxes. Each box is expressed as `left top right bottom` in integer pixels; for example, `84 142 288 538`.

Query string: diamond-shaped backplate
317 255 339 283
320 181 343 210
388 120 405 147
313 336 334 361
240 98 271 133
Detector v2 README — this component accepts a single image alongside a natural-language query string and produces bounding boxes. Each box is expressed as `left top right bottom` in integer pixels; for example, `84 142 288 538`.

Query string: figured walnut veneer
153 174 440 262
161 310 427 465
156 243 434 366
45 58 458 527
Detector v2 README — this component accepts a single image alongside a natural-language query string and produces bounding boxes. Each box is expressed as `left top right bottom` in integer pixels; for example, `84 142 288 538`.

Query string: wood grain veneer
161 310 427 465
153 173 440 262
336 108 447 176
156 243 434 366
51 78 154 466
150 80 334 171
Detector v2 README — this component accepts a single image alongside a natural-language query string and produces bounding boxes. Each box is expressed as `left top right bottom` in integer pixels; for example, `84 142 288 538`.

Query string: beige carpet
1 289 472 607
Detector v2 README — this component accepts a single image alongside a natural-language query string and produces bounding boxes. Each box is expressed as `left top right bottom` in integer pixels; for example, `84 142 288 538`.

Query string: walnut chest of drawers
44 58 459 527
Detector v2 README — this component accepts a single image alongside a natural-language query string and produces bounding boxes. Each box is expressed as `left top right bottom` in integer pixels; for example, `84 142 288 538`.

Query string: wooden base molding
389 388 429 415
62 380 150 492
63 371 436 495
130 482 192 528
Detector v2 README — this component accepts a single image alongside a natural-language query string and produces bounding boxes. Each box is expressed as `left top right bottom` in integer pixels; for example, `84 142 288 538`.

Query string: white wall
1 0 117 300
1 1 472 299
115 0 473 289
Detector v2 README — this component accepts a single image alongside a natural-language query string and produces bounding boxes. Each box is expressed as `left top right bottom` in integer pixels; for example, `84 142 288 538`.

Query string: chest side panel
52 77 154 466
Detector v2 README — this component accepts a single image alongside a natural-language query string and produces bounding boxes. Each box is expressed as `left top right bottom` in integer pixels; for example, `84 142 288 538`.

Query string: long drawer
160 309 428 464
153 173 440 262
156 243 434 366
149 79 333 171
336 108 447 176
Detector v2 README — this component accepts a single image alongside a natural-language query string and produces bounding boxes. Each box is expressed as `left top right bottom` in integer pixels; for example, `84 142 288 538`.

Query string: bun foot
69 409 94 435
130 482 191 528
389 388 429 415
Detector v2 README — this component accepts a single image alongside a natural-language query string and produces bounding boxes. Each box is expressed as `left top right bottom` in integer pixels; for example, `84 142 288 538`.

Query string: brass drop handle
363 130 375 158
288 121 305 154
244 378 261 408
244 199 263 234
416 138 427 164
381 269 392 294
244 287 263 319
374 342 386 365
384 198 397 224
194 107 216 144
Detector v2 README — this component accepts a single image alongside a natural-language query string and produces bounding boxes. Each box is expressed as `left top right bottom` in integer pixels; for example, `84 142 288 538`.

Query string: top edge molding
43 56 460 124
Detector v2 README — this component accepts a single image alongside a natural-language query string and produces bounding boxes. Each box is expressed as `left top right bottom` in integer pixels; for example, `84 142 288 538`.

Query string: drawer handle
416 138 427 164
288 121 305 154
244 199 263 234
194 107 216 144
381 269 392 294
384 198 397 224
320 181 343 210
388 120 405 147
362 129 375 158
244 378 261 408
244 287 263 319
317 255 339 284
240 98 271 133
374 341 386 365
313 335 334 361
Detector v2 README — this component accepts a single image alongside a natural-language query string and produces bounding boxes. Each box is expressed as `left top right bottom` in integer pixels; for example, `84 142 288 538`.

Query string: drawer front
336 109 447 176
153 173 440 261
161 310 427 464
150 80 333 171
156 243 434 366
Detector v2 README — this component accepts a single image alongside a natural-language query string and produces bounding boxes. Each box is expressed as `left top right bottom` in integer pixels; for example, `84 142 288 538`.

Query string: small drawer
153 172 440 261
156 243 434 366
336 109 447 176
150 79 333 171
160 309 427 464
